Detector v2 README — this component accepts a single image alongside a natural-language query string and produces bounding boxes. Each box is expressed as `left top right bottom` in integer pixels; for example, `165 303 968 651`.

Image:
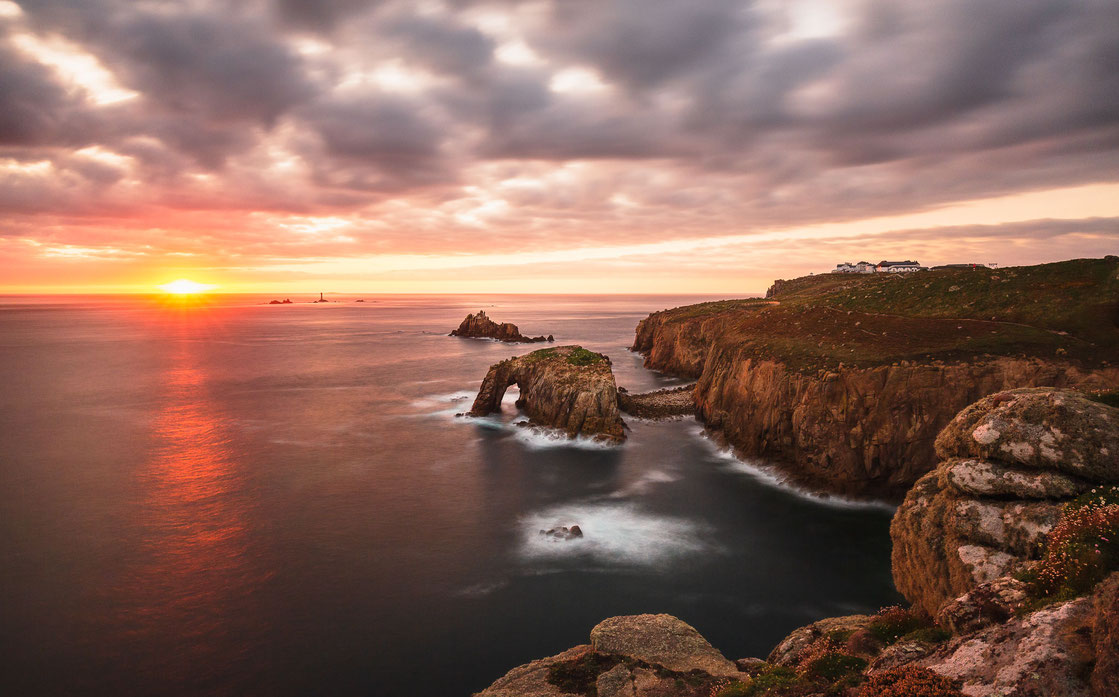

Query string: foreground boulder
590 614 740 677
892 388 1119 616
468 346 626 443
451 310 553 343
475 614 742 697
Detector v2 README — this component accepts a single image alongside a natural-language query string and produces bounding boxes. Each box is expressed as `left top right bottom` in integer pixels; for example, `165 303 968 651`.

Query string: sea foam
518 502 710 566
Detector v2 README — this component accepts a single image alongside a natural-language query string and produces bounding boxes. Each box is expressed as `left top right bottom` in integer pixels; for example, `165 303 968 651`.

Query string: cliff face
451 310 553 343
891 388 1119 616
632 258 1119 498
469 345 625 443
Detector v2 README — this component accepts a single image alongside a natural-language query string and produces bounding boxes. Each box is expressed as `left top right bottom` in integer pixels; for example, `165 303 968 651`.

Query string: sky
1 0 1117 295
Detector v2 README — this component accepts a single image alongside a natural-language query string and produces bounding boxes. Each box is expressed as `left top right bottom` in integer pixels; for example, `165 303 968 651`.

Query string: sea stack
450 310 554 343
468 345 625 443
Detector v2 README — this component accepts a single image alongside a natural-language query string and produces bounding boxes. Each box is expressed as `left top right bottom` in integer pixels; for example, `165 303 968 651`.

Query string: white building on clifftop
833 261 876 274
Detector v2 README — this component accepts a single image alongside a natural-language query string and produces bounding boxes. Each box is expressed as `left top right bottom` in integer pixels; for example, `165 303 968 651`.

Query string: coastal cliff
469 345 625 443
451 310 554 343
632 258 1119 498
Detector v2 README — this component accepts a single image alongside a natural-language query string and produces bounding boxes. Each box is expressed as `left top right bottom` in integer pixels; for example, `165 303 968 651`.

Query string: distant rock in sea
268 299 293 304
450 310 553 343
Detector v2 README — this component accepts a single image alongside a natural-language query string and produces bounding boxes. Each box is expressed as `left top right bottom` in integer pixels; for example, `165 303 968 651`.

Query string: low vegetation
711 604 954 697
566 347 605 366
1018 486 1119 608
854 667 966 697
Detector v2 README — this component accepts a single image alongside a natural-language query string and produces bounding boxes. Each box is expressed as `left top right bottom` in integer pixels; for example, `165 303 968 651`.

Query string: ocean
0 294 901 696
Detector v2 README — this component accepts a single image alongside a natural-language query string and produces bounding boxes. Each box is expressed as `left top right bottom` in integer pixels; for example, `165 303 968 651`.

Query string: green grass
642 257 1118 371
566 347 605 366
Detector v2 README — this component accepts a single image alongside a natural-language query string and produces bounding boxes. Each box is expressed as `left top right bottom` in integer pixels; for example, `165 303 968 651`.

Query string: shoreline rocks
617 384 696 419
451 310 554 343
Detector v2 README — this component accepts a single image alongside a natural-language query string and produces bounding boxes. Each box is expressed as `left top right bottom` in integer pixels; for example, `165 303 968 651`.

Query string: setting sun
159 279 216 294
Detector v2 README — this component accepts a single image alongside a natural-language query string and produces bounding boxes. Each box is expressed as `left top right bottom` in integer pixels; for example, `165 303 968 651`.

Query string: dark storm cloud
379 14 495 81
299 92 455 190
538 0 752 92
0 40 94 147
272 0 385 32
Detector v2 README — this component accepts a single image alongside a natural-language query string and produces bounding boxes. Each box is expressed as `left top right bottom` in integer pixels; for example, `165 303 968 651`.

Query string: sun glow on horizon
159 279 217 295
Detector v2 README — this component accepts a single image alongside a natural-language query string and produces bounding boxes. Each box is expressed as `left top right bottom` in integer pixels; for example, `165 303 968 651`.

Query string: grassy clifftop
644 257 1118 372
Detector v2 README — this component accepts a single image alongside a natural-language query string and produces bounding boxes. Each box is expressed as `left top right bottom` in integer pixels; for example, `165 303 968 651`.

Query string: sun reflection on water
118 325 270 693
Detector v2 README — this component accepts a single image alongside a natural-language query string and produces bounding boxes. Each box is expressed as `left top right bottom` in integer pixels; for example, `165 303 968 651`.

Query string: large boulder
892 388 1119 616
589 614 739 677
469 346 626 443
475 615 743 697
935 388 1119 481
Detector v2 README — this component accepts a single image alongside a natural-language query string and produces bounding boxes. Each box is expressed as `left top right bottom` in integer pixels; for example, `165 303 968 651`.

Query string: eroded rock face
590 614 740 677
451 310 553 343
892 388 1119 616
633 312 1118 499
469 346 626 443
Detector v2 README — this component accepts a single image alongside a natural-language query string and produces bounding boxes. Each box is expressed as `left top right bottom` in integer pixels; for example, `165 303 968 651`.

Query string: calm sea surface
0 294 901 696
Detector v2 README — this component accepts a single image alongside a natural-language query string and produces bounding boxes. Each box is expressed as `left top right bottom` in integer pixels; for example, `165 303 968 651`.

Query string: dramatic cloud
1 0 1117 292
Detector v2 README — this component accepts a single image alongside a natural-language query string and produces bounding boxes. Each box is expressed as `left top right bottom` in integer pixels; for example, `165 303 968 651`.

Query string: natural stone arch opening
467 346 626 443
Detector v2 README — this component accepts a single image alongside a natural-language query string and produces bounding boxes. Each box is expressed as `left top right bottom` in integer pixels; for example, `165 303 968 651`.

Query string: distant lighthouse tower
320 292 324 302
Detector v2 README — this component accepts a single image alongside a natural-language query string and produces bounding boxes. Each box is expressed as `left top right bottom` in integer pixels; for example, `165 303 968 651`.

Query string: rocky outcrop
468 346 626 443
617 385 696 419
913 595 1096 697
892 388 1119 616
475 615 743 697
451 310 553 343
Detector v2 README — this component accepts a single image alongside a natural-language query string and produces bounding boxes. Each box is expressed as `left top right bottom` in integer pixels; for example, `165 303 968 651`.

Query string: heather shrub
793 635 843 673
713 665 800 696
866 606 926 645
803 653 866 682
1022 490 1119 604
855 667 965 697
844 627 884 655
900 626 951 644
